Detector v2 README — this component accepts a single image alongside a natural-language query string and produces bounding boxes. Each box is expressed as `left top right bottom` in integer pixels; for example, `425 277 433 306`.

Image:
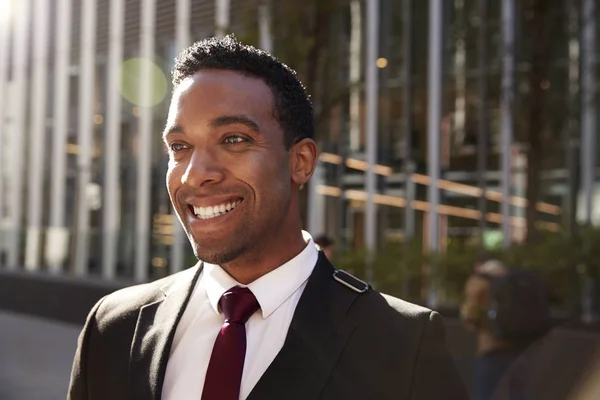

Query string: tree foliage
334 227 600 311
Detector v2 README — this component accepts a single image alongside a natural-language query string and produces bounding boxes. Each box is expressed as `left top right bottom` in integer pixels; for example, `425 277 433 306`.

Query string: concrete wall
0 270 129 324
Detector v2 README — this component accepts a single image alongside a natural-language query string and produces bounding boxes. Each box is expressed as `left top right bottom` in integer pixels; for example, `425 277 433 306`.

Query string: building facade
0 0 597 285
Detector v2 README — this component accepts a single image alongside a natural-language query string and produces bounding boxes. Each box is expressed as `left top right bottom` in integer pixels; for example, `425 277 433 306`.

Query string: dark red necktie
202 286 260 400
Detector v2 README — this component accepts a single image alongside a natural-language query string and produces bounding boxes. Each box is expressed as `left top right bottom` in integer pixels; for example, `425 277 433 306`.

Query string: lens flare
119 58 168 107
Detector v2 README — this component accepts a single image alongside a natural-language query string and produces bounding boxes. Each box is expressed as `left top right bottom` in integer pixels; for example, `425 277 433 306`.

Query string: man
68 35 468 400
461 259 526 400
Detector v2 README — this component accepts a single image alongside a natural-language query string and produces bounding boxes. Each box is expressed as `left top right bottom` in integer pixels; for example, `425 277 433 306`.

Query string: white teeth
192 200 241 220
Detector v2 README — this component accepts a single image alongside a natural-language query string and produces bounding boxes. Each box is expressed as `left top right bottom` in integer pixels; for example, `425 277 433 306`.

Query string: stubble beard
192 237 248 265
187 212 254 266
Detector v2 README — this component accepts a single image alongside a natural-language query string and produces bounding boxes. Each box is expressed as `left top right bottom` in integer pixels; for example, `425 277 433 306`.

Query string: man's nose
181 149 225 188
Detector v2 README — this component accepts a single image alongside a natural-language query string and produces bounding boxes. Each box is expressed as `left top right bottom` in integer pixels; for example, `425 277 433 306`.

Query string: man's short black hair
172 34 314 149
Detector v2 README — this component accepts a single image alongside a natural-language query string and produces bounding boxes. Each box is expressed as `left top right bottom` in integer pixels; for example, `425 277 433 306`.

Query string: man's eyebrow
209 115 261 132
162 124 184 141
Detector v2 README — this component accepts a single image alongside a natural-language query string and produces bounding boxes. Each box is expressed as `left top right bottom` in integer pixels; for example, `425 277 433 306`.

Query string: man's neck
220 231 308 284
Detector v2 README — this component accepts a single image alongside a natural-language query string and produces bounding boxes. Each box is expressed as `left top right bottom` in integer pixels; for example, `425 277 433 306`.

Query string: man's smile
187 198 243 220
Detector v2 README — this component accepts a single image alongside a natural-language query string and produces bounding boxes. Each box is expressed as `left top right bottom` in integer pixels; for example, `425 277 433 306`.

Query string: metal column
581 0 596 226
500 0 515 249
477 0 489 247
402 0 414 239
402 0 414 297
563 0 580 234
7 0 31 269
25 0 50 270
215 0 230 38
176 0 191 50
0 0 11 257
47 0 72 273
581 0 598 325
258 0 273 53
170 0 191 274
349 0 361 153
307 162 326 236
74 0 97 276
135 0 156 282
365 0 380 282
426 0 443 307
453 0 467 147
102 0 125 280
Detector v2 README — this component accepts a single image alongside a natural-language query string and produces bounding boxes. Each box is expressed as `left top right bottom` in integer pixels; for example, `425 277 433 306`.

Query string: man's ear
290 138 318 187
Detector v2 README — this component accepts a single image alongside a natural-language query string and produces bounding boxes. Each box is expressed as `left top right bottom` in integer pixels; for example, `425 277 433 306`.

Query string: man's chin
192 242 245 266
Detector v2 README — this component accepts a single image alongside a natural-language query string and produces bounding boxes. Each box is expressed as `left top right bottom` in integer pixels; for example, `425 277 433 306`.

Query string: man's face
164 69 298 265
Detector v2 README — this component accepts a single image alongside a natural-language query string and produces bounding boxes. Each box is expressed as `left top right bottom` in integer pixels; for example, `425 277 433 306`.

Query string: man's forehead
174 69 269 92
175 75 197 93
168 71 274 119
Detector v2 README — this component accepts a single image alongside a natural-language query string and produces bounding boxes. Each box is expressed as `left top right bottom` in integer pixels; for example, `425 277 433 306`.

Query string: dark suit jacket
68 253 468 399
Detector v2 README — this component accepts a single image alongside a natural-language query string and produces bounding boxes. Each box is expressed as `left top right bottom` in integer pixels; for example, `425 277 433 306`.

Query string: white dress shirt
162 231 319 400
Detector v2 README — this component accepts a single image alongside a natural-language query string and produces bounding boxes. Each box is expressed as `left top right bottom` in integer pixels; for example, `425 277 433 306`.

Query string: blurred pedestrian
462 259 515 400
461 259 544 400
68 35 468 400
314 234 335 260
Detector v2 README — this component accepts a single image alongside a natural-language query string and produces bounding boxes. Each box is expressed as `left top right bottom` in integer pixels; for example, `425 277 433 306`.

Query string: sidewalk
0 311 81 400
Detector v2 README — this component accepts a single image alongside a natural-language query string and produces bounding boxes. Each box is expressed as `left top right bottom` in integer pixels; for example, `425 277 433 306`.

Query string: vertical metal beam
74 0 97 276
176 0 191 50
349 0 361 153
215 0 230 37
563 0 580 234
7 0 31 269
258 0 273 53
453 0 467 147
500 0 515 249
171 0 191 274
402 0 414 239
378 0 391 237
477 0 489 248
0 0 11 250
102 0 125 280
307 162 325 236
581 0 597 326
47 0 72 273
135 0 156 282
25 0 50 270
402 0 414 297
581 0 596 226
426 0 443 254
427 0 443 307
365 0 379 282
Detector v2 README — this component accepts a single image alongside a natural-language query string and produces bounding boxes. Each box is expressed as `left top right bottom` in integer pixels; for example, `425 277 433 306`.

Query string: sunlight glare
0 0 12 24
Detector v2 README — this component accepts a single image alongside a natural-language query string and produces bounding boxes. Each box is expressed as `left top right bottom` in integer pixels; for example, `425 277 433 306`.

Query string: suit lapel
247 253 362 399
128 263 203 400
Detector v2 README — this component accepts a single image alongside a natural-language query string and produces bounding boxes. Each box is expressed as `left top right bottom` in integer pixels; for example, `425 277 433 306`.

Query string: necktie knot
219 286 259 324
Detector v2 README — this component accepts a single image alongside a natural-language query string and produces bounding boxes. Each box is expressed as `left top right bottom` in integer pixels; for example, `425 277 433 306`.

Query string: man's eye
223 136 247 145
169 143 188 152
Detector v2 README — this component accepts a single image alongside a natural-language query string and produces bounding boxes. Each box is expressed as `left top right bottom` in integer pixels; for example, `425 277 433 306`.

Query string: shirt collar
203 230 319 319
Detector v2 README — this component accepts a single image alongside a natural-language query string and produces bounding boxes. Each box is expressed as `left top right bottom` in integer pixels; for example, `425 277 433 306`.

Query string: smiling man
68 35 468 400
